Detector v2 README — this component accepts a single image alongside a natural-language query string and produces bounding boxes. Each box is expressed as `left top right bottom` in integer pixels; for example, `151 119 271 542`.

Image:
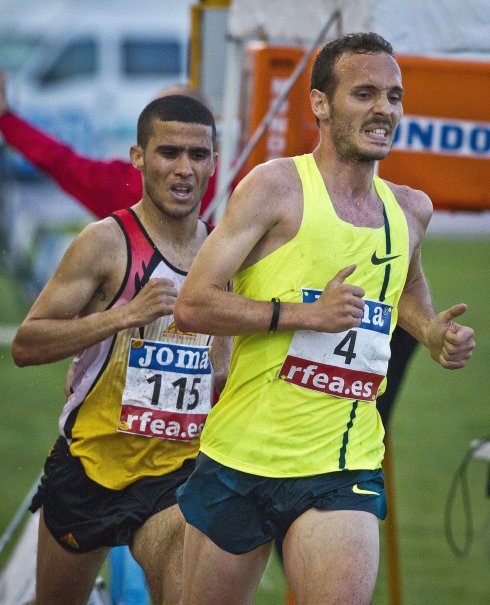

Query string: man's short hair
311 32 394 101
137 95 217 148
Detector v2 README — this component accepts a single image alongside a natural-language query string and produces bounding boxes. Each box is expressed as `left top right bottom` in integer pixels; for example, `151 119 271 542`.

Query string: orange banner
239 44 311 174
379 56 489 211
240 46 490 211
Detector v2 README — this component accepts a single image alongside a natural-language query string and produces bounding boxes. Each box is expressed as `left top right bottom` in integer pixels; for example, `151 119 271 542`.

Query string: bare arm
175 161 365 336
397 242 436 344
12 220 177 366
209 336 233 394
395 185 474 369
398 247 474 368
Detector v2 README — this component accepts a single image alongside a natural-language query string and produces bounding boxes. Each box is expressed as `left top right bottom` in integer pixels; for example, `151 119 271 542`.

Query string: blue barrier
110 546 149 605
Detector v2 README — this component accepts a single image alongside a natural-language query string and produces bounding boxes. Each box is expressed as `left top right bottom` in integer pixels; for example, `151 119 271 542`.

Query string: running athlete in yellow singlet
175 33 475 605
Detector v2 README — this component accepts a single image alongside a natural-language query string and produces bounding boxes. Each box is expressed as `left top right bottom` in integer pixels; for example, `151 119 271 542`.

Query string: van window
122 39 181 76
39 38 97 86
0 34 41 72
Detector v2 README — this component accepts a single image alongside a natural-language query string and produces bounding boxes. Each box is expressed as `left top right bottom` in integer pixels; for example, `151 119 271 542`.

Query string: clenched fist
426 303 475 369
313 265 365 333
124 278 178 328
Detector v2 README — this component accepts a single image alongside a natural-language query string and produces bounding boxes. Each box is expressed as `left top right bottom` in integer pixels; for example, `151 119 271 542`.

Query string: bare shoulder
240 157 299 189
57 216 128 314
63 216 126 278
229 157 302 226
73 217 123 253
80 215 123 242
234 157 300 204
205 158 302 273
385 181 433 234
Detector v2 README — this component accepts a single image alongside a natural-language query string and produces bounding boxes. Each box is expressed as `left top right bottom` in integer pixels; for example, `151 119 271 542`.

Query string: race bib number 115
119 339 212 441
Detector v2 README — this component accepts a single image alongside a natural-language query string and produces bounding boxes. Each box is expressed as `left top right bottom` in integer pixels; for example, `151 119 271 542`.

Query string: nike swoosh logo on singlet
371 251 401 265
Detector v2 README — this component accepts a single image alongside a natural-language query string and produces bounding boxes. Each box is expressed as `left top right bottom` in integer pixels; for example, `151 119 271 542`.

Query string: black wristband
269 297 280 333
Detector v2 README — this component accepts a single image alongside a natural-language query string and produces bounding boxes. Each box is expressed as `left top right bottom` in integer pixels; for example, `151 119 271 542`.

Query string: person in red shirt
0 73 217 219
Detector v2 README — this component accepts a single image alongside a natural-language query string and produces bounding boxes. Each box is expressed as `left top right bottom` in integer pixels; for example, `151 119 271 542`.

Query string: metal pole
202 10 341 222
384 435 403 605
212 36 244 223
0 473 41 554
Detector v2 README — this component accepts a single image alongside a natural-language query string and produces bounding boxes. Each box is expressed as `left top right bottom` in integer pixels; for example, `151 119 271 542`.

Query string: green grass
377 237 490 605
0 272 66 535
1 237 489 604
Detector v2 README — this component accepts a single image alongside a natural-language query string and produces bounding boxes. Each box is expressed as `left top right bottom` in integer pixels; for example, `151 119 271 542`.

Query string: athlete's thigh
35 509 109 605
282 509 379 605
181 524 272 605
130 503 185 605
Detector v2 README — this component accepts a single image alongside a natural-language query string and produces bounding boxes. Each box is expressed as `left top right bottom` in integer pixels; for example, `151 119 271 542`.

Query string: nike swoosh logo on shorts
352 484 379 496
371 251 401 265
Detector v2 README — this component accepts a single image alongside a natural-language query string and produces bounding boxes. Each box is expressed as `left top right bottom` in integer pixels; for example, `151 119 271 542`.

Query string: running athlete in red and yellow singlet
65 208 215 489
12 94 227 605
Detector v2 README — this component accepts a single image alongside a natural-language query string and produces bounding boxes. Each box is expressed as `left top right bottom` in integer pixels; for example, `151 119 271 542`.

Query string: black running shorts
30 436 195 553
177 453 386 554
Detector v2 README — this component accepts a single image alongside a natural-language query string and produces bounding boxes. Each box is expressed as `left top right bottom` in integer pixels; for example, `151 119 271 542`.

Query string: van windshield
122 39 182 76
0 34 41 72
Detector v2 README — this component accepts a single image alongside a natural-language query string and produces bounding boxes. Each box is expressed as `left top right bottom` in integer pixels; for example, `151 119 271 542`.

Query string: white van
0 0 195 289
0 0 194 164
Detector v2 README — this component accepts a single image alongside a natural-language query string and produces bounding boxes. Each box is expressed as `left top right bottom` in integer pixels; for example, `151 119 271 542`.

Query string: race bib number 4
118 339 212 441
278 291 393 402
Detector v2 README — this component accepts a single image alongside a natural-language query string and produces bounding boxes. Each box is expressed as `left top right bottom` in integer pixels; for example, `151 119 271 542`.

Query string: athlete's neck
312 148 383 228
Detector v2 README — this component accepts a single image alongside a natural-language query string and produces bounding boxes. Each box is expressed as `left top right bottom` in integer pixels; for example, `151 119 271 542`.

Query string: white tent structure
227 0 490 54
206 0 490 221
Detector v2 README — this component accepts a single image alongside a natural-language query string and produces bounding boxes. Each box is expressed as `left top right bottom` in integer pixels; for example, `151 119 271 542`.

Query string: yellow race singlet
200 154 409 477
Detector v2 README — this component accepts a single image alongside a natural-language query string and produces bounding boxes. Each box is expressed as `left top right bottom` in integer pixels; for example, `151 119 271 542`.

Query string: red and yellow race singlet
59 209 214 489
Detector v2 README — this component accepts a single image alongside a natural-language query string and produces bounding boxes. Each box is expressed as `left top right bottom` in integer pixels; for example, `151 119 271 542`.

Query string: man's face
327 52 404 162
140 119 217 218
